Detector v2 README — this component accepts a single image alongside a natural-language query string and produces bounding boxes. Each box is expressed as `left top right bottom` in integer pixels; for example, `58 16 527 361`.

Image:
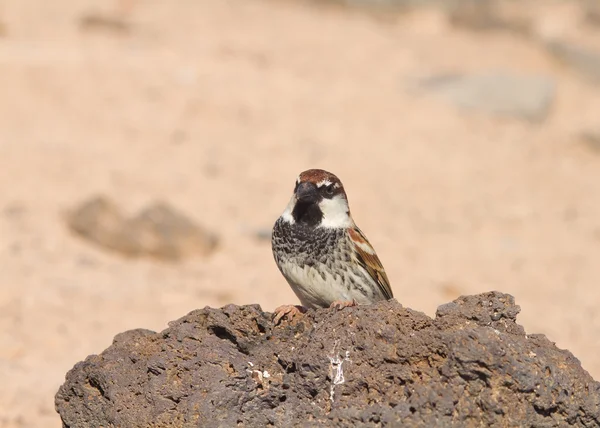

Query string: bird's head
281 169 352 229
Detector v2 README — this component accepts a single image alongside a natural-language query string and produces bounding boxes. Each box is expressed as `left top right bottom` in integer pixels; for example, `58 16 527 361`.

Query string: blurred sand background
1 0 600 426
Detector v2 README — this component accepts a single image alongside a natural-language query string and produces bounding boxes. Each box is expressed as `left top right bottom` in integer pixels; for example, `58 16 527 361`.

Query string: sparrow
271 169 393 324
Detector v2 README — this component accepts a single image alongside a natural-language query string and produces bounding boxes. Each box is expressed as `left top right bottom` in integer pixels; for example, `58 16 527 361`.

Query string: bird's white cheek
318 196 352 229
281 195 296 224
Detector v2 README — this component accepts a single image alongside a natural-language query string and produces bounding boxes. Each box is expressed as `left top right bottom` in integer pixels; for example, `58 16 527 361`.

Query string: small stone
66 196 126 252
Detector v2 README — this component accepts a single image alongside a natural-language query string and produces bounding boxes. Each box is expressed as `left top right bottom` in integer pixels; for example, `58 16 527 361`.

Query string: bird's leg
329 299 358 310
272 305 306 325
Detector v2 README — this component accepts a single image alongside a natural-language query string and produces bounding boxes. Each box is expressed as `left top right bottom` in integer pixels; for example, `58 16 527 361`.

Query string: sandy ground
1 0 600 426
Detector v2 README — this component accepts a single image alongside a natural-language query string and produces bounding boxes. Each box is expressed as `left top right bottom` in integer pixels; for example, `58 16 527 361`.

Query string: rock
123 202 218 260
66 196 217 261
546 41 600 84
55 292 600 427
419 72 555 121
66 196 128 252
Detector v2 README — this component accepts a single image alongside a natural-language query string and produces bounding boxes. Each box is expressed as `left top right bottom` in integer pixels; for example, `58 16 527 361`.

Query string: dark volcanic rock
55 292 600 427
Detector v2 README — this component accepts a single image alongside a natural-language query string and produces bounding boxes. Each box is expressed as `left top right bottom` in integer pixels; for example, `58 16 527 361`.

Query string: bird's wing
347 226 393 300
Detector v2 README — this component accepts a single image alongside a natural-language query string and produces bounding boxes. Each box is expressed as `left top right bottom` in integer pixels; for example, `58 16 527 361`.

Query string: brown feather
348 227 393 300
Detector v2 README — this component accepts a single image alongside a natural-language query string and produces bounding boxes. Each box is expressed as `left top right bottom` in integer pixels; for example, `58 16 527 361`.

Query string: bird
271 168 393 324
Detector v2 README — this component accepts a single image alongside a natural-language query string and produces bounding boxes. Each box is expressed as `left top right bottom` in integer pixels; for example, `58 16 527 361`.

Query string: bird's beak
295 182 319 203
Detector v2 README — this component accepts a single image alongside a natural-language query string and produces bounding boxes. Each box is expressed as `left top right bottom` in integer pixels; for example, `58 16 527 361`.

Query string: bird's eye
324 184 335 195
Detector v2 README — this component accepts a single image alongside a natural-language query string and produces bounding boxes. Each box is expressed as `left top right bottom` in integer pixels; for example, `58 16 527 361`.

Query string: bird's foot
329 299 358 310
272 305 307 325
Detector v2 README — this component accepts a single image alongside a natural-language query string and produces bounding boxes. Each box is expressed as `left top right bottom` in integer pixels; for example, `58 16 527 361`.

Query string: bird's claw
272 305 306 325
329 299 358 310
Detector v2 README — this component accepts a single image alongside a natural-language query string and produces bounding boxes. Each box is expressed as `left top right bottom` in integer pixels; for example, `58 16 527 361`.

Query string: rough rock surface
55 292 600 427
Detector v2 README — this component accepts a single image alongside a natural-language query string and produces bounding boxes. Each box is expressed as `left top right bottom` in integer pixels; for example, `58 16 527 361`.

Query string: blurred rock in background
67 196 218 261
